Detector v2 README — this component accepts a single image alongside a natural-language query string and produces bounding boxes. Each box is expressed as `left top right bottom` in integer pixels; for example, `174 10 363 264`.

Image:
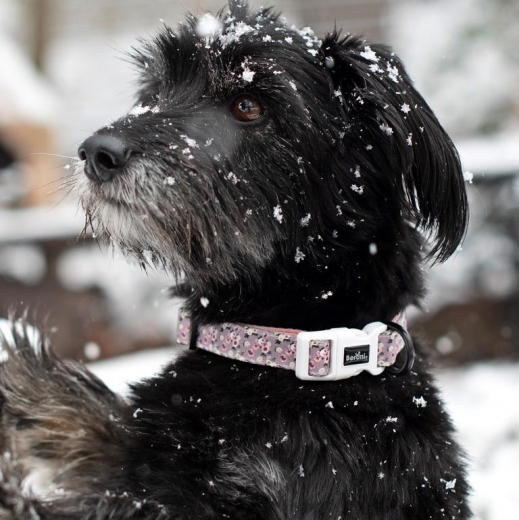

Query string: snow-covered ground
90 349 519 520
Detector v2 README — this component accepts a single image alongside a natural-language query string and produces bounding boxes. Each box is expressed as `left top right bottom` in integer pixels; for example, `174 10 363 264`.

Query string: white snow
241 68 255 83
294 247 305 263
360 46 379 62
273 205 283 224
379 123 394 136
195 14 222 39
300 214 311 227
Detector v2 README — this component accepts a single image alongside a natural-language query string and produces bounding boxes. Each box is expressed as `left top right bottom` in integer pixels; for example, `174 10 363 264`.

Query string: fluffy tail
0 318 165 518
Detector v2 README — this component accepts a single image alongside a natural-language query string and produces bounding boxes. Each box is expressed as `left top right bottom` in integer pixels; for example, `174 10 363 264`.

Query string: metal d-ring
383 321 415 375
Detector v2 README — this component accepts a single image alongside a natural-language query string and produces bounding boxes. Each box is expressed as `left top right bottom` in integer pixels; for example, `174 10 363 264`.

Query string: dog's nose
78 134 130 182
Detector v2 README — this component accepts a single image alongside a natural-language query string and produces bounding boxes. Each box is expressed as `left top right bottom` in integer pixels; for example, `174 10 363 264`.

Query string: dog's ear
321 33 468 262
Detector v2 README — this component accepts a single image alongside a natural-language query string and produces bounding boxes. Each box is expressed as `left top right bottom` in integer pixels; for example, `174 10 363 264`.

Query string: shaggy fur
0 1 470 518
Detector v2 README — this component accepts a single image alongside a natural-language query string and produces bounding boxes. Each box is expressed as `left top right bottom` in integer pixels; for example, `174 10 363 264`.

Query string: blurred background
0 1 518 518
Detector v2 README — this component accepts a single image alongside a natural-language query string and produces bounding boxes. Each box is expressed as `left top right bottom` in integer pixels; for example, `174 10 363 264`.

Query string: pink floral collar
177 310 412 381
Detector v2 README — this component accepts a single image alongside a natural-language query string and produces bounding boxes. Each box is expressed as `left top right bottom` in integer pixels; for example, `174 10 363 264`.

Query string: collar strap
177 310 410 381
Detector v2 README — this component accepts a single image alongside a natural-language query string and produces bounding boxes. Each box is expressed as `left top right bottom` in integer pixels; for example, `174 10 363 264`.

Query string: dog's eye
231 95 263 122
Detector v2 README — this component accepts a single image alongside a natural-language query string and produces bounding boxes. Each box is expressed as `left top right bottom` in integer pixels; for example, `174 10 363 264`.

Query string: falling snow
195 13 222 38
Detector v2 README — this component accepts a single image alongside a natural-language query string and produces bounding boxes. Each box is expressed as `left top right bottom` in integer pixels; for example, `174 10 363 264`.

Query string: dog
0 1 471 518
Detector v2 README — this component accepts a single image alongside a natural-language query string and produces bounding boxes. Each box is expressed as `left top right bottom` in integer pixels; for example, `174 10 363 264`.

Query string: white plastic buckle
295 322 387 381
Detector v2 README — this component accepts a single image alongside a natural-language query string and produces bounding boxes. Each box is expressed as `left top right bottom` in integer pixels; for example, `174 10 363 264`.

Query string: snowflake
300 213 311 227
441 478 457 490
294 247 305 263
181 135 199 148
379 123 394 136
227 172 239 184
273 205 283 223
360 46 379 62
386 63 400 83
463 171 474 184
412 396 427 408
242 68 255 83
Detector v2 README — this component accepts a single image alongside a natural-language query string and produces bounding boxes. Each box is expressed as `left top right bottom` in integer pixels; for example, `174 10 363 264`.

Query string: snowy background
1 0 519 518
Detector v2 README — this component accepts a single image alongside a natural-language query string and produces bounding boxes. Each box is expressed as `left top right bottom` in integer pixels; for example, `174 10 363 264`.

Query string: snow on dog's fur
0 1 470 518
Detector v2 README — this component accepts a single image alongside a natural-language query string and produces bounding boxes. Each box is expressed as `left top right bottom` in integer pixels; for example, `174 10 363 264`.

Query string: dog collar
177 310 414 381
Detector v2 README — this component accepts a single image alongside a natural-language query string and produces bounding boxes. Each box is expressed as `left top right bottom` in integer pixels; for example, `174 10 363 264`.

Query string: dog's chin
79 190 277 286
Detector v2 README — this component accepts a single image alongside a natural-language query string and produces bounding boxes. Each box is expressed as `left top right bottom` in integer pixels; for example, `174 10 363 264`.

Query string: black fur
0 1 470 518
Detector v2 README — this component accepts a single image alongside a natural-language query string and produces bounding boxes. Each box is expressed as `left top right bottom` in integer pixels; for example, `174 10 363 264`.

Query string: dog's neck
174 235 424 331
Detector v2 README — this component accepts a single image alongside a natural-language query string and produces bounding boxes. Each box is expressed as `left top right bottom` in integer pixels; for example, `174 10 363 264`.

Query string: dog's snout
78 134 130 182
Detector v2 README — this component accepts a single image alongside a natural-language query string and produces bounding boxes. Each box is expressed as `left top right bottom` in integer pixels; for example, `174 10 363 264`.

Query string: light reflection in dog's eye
230 94 263 122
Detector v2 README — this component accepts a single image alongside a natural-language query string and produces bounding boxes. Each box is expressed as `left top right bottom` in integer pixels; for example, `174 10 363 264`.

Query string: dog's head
77 1 467 324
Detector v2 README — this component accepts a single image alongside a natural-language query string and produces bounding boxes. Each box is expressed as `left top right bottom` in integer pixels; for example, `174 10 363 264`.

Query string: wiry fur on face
77 1 467 305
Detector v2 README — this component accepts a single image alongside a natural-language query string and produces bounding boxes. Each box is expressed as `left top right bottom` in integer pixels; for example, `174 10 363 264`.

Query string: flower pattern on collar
177 310 407 378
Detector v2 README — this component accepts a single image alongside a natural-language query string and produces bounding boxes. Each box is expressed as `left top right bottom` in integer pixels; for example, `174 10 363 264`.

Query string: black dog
0 1 471 518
